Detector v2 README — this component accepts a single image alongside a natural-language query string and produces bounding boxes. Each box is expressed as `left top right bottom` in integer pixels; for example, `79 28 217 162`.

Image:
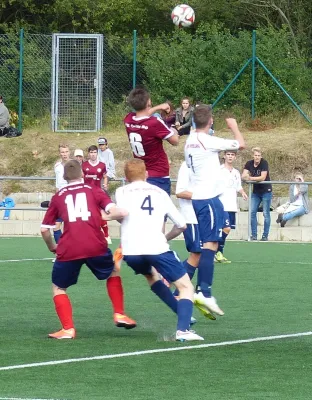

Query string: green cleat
215 251 231 264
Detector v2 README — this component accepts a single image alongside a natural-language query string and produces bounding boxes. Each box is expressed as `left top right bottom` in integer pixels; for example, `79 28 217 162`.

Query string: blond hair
252 147 262 154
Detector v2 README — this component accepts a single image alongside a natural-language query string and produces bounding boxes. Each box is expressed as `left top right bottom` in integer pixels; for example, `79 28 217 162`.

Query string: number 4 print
141 195 154 215
65 193 91 222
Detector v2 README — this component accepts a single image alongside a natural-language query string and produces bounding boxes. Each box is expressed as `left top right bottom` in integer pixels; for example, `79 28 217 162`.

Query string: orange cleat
113 246 123 271
48 328 76 339
113 313 137 329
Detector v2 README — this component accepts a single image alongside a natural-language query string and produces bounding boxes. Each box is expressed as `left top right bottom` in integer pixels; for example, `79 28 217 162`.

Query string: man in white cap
74 149 84 165
98 137 116 180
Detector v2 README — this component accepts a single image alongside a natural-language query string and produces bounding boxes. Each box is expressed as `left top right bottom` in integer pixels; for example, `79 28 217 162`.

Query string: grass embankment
0 118 311 197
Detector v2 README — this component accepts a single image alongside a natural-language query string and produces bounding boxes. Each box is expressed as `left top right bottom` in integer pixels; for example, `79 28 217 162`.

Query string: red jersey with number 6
41 182 114 261
124 113 174 177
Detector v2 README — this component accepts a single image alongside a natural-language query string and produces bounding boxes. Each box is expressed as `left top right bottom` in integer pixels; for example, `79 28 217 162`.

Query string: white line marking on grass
0 331 311 372
0 398 66 400
0 258 53 263
236 260 312 265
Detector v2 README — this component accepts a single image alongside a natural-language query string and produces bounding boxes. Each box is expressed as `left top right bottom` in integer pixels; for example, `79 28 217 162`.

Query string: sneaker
260 236 268 241
113 247 123 271
194 292 224 316
215 251 231 264
280 220 287 228
276 213 283 224
176 330 204 342
114 313 137 329
250 236 257 241
190 316 197 325
48 328 76 339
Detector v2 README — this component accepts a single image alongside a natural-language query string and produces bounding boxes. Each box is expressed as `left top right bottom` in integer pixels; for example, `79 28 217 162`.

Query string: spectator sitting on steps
0 95 10 135
276 172 309 227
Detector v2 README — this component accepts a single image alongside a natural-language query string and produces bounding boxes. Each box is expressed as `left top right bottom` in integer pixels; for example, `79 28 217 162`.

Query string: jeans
283 205 305 221
251 192 273 238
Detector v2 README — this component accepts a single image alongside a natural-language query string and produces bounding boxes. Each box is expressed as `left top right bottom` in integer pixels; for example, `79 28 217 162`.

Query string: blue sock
53 229 62 244
172 260 197 297
196 249 215 298
177 298 193 331
218 231 228 253
151 280 178 314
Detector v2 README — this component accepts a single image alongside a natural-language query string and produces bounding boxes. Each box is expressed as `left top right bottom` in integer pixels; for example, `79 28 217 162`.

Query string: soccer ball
171 4 195 28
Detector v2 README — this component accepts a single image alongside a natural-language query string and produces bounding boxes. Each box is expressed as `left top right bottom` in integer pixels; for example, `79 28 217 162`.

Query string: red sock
106 276 124 314
101 222 109 237
53 294 74 330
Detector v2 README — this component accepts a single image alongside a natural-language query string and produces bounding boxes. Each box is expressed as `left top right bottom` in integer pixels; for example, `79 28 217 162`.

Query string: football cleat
176 330 204 342
114 313 137 329
194 292 224 316
215 251 231 264
113 247 123 271
48 328 76 339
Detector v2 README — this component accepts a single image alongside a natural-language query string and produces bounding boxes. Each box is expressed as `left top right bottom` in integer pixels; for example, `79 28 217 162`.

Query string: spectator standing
97 137 116 180
242 147 273 241
53 144 71 246
0 95 10 134
74 149 84 165
175 97 194 136
276 172 309 227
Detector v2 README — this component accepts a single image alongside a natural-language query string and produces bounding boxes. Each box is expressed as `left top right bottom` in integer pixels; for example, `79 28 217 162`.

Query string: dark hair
193 105 213 129
88 145 98 153
128 87 150 111
63 160 83 182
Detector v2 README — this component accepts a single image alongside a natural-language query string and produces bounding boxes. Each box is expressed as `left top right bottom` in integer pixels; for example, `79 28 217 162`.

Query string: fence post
251 30 256 119
18 28 24 132
132 30 137 89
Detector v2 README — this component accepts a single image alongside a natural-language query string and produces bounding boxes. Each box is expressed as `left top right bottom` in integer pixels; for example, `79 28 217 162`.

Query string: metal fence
1 29 311 132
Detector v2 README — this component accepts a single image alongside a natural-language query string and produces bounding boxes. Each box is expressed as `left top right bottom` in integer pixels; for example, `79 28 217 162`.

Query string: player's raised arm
225 118 246 150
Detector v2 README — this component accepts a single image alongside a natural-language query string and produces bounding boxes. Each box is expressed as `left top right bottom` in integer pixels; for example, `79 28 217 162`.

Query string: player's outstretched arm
147 103 171 116
41 228 57 253
165 224 186 242
101 205 128 221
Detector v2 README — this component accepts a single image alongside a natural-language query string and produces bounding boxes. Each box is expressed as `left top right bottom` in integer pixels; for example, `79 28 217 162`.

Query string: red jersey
41 182 114 261
82 160 106 188
124 113 173 177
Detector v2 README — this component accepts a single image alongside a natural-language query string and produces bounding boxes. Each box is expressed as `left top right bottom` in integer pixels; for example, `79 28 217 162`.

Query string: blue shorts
147 177 171 196
223 211 236 230
192 197 224 243
52 249 114 289
124 251 186 283
56 218 63 223
183 223 202 253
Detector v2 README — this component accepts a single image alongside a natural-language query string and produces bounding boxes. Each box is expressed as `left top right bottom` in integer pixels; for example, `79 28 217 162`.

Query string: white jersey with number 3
184 131 239 200
115 181 186 255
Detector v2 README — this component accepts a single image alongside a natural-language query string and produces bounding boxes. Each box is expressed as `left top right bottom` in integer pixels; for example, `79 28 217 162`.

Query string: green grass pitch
0 237 312 399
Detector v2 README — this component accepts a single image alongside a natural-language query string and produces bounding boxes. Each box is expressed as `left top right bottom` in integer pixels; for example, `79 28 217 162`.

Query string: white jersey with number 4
219 165 243 212
115 181 186 255
184 131 239 200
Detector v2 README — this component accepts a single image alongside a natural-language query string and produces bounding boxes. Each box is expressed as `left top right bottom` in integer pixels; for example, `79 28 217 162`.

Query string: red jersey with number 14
124 113 174 177
41 182 114 261
82 160 106 188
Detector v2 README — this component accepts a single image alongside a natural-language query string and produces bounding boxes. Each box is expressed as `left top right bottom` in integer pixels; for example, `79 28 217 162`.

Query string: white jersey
115 181 186 255
54 161 67 190
184 131 239 200
176 161 198 224
219 165 243 212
